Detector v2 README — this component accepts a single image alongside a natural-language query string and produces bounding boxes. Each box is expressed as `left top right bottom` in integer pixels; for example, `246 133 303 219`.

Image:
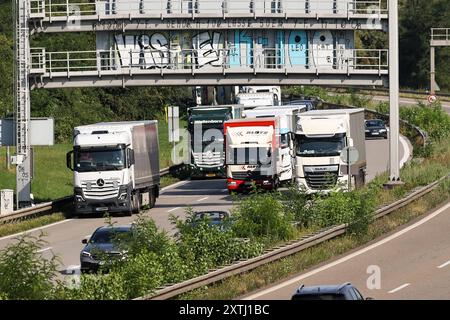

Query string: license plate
372 132 379 135
244 181 252 186
206 173 216 177
95 207 108 212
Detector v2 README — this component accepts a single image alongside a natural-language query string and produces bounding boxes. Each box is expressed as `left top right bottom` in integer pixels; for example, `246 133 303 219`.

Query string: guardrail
0 163 184 224
138 173 449 300
431 28 450 42
321 86 450 98
29 0 388 19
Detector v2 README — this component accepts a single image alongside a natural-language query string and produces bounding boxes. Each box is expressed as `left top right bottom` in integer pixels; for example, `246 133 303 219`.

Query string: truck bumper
190 165 226 178
75 197 131 215
227 178 275 193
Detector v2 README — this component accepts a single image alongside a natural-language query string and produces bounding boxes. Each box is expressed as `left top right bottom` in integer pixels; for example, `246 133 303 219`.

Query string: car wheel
132 192 140 214
149 189 156 209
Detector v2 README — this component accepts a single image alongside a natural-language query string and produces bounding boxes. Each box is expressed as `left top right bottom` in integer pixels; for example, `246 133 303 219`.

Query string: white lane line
0 219 73 242
244 201 450 300
36 247 52 253
388 283 411 294
197 197 209 202
399 135 411 168
160 180 190 194
167 207 181 213
437 260 450 269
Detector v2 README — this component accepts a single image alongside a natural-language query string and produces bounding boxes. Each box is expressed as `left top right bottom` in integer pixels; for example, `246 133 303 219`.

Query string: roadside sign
427 95 437 104
168 106 180 143
340 146 359 165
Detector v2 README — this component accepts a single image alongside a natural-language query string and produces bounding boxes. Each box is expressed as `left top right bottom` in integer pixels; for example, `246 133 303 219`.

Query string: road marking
244 201 450 300
0 219 73 242
399 135 411 168
167 207 181 213
437 260 450 269
36 247 52 253
197 197 209 202
388 283 411 294
160 180 190 194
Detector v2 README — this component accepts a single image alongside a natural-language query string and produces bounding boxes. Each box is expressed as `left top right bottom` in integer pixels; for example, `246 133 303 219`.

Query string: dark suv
291 283 369 300
365 119 388 139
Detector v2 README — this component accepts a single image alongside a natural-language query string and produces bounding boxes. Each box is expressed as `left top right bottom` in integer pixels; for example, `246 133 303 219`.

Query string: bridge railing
29 47 388 75
431 28 450 42
29 0 388 19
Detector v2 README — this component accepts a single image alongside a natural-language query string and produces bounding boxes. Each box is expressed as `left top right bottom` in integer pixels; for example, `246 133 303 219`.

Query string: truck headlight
74 187 85 202
379 129 387 132
81 251 91 258
365 130 370 133
228 181 237 186
262 180 271 185
118 186 128 201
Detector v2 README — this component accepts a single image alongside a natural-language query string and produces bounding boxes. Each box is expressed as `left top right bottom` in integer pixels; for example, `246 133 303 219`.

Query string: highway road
0 137 410 273
243 201 450 300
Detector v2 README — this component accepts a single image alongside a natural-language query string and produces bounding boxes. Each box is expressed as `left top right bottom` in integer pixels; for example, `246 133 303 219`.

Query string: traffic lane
244 202 450 300
365 133 409 182
0 179 231 268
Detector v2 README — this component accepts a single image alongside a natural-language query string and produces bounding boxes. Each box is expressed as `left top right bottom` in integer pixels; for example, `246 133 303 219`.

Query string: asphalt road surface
371 95 450 114
0 137 411 272
243 201 450 300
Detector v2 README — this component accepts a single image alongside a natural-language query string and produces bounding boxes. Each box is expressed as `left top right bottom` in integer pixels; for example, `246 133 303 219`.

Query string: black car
365 119 388 139
80 225 131 273
291 283 370 300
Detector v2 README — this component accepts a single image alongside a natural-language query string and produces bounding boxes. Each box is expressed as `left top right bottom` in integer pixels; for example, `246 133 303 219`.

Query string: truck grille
193 151 223 168
232 171 267 180
304 171 338 190
81 180 120 200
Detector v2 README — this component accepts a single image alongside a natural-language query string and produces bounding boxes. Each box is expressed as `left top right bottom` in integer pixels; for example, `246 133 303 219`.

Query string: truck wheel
132 192 140 214
149 189 156 209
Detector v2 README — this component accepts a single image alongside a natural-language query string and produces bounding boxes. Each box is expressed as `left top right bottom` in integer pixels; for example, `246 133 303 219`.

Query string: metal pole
6 146 10 170
347 147 351 191
388 0 401 183
430 45 436 95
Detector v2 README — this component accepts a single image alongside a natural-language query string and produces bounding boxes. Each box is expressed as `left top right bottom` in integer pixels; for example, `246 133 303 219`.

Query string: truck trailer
224 117 281 193
66 121 160 215
294 109 366 193
242 105 306 183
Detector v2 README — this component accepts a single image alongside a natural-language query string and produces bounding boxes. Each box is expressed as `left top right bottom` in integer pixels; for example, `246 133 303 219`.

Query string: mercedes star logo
97 179 105 187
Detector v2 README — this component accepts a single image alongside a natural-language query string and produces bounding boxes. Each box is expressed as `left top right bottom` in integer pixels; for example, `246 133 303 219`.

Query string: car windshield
89 229 130 244
296 134 345 157
292 294 346 300
75 148 125 172
227 147 272 165
365 120 384 127
194 212 229 223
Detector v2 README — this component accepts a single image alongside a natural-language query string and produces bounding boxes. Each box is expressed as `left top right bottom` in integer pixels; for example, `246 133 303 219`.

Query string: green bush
231 192 295 243
173 208 263 275
0 233 61 300
61 273 127 300
400 102 450 141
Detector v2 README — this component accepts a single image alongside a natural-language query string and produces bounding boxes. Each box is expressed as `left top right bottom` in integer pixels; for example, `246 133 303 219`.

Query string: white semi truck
242 105 307 183
235 86 282 107
66 121 160 216
294 109 366 193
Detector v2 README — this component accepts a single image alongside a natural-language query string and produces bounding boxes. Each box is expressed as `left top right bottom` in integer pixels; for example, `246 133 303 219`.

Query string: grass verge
0 213 66 238
178 178 450 300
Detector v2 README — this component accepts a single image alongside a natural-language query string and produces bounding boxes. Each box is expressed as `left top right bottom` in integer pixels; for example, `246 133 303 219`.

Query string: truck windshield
227 147 272 165
296 134 345 157
75 148 125 172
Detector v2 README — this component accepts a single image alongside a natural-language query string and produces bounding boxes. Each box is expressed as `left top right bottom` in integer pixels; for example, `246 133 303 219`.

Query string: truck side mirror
128 149 135 167
66 151 74 171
